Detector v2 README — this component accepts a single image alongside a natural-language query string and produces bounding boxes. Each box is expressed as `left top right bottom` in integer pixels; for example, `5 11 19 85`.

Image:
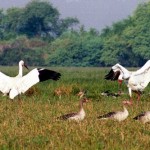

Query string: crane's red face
118 79 123 84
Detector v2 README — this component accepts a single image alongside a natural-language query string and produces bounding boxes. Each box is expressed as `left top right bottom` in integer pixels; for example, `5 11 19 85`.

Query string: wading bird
105 60 150 105
0 62 61 100
15 60 29 78
126 60 150 105
105 63 131 95
133 111 150 124
0 60 28 96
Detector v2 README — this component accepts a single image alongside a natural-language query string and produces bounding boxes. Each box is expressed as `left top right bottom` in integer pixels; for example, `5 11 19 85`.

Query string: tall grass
0 66 149 149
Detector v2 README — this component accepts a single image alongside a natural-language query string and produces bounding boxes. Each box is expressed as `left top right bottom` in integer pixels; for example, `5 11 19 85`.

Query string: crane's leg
18 95 22 104
137 91 141 101
134 91 141 101
118 80 122 95
122 88 133 105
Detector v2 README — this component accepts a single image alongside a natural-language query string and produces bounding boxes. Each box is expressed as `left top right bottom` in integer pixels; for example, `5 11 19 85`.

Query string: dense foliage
48 29 103 67
99 2 150 67
0 1 150 66
0 1 79 40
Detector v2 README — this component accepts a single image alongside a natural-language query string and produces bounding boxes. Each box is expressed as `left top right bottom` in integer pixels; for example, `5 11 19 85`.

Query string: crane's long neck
18 64 23 77
117 64 130 79
118 64 128 74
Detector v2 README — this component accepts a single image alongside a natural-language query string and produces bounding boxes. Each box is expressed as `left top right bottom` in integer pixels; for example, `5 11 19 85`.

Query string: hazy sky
0 0 146 31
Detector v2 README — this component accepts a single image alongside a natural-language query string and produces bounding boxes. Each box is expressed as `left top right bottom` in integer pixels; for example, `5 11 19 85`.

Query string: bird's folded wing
98 112 116 119
58 112 77 120
133 112 145 120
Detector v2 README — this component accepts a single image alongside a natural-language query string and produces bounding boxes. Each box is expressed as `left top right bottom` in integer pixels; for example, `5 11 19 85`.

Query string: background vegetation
0 1 150 149
0 0 150 66
0 67 149 149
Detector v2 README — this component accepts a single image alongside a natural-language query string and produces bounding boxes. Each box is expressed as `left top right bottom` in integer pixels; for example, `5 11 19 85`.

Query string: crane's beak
24 64 29 70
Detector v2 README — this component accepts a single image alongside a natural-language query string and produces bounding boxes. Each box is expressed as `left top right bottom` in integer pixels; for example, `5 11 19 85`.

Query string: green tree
0 1 79 40
18 1 79 39
100 1 150 67
0 9 5 39
48 30 103 67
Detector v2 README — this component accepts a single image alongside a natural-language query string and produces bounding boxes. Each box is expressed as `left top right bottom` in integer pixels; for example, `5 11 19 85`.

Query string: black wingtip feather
38 69 61 82
105 69 120 81
105 69 114 80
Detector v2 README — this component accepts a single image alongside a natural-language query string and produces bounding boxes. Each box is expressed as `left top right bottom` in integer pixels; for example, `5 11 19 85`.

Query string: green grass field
0 66 150 149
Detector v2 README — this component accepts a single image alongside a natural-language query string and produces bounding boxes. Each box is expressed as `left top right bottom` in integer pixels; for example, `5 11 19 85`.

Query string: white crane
0 60 28 96
0 62 61 100
133 111 150 124
105 63 131 95
97 105 129 122
16 60 29 78
126 60 150 105
105 60 150 105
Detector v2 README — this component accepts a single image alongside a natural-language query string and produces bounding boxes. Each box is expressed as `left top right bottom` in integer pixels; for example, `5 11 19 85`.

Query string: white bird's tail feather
9 88 19 99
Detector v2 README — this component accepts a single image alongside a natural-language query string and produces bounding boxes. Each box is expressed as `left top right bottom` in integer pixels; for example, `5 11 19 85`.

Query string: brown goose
97 105 129 122
57 97 88 121
133 111 150 124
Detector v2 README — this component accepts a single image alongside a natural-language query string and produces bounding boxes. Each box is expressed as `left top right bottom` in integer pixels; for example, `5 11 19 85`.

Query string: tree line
0 0 149 67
